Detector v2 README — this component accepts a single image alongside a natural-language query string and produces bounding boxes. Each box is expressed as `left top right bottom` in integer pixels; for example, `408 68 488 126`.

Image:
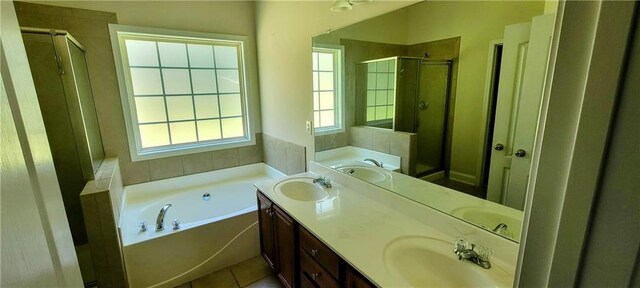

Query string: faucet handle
139 221 147 232
172 219 180 230
454 238 467 252
475 244 493 262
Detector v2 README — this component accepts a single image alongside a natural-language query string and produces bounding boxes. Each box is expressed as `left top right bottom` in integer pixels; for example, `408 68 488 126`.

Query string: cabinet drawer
300 248 339 288
299 227 340 279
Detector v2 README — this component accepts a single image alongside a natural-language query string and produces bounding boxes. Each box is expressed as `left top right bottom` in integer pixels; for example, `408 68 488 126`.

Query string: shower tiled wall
350 126 416 175
80 158 125 288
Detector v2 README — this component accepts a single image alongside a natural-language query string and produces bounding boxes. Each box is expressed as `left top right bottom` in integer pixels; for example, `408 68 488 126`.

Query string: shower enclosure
21 28 105 247
357 56 452 177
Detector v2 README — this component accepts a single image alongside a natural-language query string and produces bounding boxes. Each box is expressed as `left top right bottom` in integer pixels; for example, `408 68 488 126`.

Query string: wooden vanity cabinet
257 191 376 288
258 193 276 269
257 192 297 288
274 205 297 288
345 266 375 288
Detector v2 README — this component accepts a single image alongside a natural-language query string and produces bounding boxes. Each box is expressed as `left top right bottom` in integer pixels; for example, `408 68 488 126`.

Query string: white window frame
109 24 255 161
312 44 345 136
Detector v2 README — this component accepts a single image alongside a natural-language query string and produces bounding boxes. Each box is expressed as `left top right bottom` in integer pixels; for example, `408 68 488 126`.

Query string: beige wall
22 1 264 184
255 1 419 164
26 1 261 134
404 1 544 180
308 1 544 180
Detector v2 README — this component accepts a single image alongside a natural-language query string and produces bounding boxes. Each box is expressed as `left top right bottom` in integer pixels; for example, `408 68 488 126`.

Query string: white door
487 15 556 209
1 1 83 286
486 21 531 204
506 14 556 210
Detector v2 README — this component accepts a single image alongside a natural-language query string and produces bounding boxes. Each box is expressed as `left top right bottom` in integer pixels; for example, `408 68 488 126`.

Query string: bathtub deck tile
230 256 274 287
191 268 238 288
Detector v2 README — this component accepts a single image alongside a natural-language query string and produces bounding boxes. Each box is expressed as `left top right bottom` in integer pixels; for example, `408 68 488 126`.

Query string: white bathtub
120 163 285 288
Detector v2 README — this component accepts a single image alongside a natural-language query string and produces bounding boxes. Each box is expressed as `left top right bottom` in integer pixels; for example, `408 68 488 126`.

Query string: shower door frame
407 57 454 178
21 27 102 181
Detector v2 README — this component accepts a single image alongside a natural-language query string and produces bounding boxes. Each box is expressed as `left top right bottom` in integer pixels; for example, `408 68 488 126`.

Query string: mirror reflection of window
365 58 396 127
312 46 344 134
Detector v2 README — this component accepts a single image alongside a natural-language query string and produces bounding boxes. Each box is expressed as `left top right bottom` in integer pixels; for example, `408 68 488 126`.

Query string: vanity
254 163 518 288
257 191 373 288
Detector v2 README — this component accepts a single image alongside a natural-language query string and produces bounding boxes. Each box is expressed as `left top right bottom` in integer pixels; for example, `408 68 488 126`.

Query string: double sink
272 177 512 287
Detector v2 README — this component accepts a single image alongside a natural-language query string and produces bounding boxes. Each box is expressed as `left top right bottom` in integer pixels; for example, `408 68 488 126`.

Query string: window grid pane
123 35 247 148
312 49 340 130
365 58 396 123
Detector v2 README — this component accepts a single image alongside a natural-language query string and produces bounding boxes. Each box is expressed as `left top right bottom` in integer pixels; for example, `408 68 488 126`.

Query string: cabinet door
274 205 297 288
345 266 376 288
257 192 276 270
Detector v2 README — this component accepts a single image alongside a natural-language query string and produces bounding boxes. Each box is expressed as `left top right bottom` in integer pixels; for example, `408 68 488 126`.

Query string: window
365 58 396 125
312 46 344 135
110 25 253 161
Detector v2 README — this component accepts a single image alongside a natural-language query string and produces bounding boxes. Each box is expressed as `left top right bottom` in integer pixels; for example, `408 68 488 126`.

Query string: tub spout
156 204 173 231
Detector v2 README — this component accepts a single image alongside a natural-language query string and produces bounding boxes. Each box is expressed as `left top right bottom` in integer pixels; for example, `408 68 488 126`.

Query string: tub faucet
156 204 173 231
492 223 508 233
453 238 492 269
364 158 383 168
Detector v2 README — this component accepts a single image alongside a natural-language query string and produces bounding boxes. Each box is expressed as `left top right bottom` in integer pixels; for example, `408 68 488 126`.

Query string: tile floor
175 256 282 288
430 177 487 199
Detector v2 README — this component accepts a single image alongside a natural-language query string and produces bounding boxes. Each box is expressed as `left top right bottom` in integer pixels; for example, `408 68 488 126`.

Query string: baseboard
449 170 477 186
420 171 445 182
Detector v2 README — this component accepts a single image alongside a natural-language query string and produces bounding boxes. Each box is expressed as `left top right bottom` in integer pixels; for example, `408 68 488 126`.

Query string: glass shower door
66 38 105 173
415 62 451 176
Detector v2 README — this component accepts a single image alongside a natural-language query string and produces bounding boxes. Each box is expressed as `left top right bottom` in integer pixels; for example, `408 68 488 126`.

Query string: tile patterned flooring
175 256 282 288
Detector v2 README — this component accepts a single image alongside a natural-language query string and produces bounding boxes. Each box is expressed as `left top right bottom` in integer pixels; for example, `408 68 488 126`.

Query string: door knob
494 143 504 151
418 100 429 110
515 149 526 157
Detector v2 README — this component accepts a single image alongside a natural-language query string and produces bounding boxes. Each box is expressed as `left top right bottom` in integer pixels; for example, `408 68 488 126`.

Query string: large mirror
312 1 557 242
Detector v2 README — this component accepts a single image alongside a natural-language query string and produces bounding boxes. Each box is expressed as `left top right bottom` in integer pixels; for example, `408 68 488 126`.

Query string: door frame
477 39 504 187
516 1 637 286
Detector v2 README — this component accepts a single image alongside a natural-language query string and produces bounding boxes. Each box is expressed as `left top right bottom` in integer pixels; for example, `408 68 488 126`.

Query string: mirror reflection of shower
357 56 453 178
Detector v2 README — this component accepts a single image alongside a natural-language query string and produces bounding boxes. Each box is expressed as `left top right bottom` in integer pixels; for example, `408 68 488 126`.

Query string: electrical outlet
305 120 313 135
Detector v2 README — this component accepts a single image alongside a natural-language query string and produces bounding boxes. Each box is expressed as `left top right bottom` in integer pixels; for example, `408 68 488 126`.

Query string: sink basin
335 165 390 183
383 236 511 287
450 206 522 241
275 178 328 201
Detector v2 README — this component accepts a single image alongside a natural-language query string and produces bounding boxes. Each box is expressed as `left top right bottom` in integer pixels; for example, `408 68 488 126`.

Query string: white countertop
254 165 518 287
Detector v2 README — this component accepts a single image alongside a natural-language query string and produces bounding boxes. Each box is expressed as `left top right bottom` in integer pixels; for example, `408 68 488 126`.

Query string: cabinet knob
311 272 320 280
515 149 526 157
494 143 504 151
311 249 319 257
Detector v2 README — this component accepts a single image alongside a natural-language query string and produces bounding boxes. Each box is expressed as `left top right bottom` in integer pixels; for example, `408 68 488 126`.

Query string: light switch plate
305 120 313 135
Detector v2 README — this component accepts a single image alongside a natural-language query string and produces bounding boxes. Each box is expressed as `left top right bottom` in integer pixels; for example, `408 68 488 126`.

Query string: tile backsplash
121 134 264 185
263 133 307 175
350 126 416 175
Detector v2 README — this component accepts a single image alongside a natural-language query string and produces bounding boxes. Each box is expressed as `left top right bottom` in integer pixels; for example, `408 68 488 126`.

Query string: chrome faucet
364 158 383 168
492 223 508 233
312 176 332 188
156 204 172 231
453 238 492 269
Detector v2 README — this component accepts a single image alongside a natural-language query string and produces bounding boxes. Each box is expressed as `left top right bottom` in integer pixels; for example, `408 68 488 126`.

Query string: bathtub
120 163 285 288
